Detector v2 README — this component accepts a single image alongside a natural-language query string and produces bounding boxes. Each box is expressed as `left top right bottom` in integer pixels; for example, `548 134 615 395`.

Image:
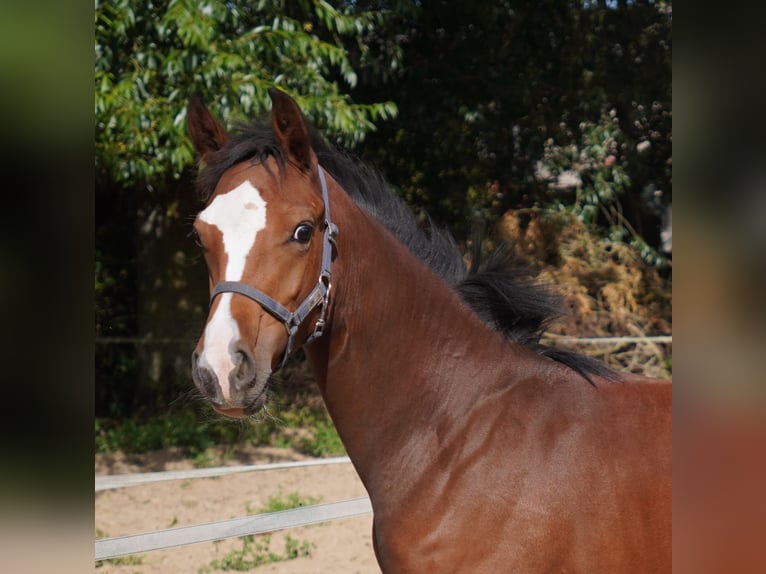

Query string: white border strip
95 456 352 491
95 497 372 561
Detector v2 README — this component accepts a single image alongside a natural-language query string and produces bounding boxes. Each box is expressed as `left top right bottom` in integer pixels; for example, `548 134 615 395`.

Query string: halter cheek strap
209 167 338 369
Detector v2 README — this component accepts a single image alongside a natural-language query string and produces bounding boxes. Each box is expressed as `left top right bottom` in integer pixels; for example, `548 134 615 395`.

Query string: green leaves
95 0 398 186
355 0 671 259
537 108 667 267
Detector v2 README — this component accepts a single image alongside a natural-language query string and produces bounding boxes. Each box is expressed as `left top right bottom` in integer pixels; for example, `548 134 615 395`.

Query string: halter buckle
311 318 326 340
310 280 331 342
327 222 339 243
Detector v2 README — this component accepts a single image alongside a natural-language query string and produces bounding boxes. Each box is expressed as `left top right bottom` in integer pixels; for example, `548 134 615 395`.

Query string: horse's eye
292 223 314 244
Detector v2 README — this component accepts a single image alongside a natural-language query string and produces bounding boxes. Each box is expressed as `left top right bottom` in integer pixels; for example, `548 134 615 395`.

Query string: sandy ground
95 446 379 573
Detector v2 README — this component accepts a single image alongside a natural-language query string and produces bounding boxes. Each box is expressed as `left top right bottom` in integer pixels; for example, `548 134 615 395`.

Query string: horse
186 88 672 572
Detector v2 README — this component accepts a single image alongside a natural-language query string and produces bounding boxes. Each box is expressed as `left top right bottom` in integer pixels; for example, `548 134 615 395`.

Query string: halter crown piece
209 167 338 369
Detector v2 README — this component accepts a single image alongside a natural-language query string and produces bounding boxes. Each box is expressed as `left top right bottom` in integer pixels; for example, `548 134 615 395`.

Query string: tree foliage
354 0 671 259
95 0 672 419
95 0 399 186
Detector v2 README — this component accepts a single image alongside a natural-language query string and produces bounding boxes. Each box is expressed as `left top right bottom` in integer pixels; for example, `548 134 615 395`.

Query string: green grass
199 534 313 572
95 530 144 569
95 554 143 568
296 419 345 457
94 408 260 456
95 394 346 457
256 489 322 513
200 492 319 572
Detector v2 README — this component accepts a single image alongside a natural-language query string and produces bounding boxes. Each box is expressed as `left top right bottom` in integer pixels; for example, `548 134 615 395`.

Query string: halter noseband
209 167 338 369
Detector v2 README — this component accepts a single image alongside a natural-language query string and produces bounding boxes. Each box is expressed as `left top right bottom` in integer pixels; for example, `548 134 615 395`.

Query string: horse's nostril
234 352 248 379
192 362 221 401
231 346 256 389
191 349 225 402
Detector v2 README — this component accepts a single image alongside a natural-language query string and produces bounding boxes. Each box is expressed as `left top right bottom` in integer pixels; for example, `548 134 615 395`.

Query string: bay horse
187 88 671 572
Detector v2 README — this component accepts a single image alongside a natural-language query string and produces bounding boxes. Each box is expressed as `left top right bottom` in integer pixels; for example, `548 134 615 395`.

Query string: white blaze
197 181 268 399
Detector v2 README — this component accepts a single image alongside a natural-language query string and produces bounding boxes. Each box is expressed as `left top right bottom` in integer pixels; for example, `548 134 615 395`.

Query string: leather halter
209 167 338 369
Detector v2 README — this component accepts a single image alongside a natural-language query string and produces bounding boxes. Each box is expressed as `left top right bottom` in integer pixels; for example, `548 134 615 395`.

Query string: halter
209 167 338 369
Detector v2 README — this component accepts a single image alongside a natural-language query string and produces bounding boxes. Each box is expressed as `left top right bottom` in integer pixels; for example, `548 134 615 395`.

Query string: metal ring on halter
209 166 338 370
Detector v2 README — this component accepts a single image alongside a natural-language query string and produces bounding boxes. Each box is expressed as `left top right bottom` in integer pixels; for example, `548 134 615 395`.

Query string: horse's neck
305 187 513 498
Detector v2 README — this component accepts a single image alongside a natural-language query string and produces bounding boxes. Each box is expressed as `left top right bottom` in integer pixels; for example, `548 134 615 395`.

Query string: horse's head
187 89 336 418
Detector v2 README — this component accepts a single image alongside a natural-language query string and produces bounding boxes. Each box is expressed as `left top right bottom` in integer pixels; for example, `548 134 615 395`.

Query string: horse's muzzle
191 346 269 417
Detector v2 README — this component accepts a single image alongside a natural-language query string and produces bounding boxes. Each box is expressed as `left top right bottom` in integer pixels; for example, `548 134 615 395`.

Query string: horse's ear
268 88 316 172
187 94 229 163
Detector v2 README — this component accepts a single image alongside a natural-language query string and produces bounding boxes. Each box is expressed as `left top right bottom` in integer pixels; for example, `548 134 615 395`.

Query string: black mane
195 121 619 383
